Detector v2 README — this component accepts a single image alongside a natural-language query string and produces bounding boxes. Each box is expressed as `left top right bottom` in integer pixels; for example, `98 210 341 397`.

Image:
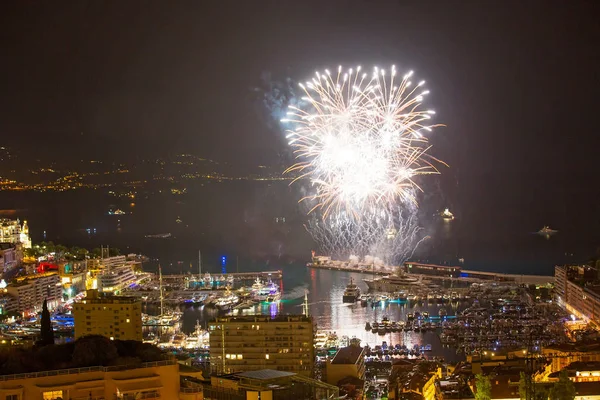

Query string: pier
306 262 553 286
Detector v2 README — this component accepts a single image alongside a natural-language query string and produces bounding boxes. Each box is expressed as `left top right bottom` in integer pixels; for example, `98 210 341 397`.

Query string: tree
71 335 118 367
519 372 528 400
475 374 492 400
549 371 576 400
39 299 55 346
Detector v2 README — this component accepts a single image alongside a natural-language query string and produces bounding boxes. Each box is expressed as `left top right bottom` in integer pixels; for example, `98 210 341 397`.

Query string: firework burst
281 65 443 219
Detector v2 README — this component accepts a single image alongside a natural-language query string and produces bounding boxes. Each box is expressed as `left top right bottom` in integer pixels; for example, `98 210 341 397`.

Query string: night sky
1 1 599 255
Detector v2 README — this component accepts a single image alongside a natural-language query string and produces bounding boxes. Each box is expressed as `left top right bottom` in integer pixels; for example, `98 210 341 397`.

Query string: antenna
198 250 202 286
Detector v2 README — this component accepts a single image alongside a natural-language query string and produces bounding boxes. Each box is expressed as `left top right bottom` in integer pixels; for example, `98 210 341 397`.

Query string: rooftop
237 370 296 380
331 345 364 365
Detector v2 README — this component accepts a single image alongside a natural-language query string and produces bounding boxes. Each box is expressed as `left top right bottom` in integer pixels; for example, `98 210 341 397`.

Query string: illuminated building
554 265 600 325
73 289 142 341
325 343 366 386
0 243 18 273
5 273 62 315
0 218 31 248
0 359 185 400
209 315 314 377
97 265 137 294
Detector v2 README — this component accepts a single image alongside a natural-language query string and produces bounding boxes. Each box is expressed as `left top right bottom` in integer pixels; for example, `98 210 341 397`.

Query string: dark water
0 183 595 275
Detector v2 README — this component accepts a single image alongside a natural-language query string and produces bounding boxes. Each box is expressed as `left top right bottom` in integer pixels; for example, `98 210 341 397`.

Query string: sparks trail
281 65 444 219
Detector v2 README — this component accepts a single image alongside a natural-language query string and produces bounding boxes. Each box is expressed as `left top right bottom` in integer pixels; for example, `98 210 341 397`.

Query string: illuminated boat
441 208 454 220
538 226 558 235
342 278 361 303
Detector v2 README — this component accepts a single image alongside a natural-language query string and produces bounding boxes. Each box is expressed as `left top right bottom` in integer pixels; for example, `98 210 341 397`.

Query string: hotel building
0 218 31 248
209 315 314 377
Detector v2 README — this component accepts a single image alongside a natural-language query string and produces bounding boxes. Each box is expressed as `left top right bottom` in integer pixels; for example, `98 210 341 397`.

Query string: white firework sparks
282 65 443 219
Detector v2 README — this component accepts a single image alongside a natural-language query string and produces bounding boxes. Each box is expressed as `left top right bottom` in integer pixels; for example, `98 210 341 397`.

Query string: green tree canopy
549 371 576 400
475 374 492 400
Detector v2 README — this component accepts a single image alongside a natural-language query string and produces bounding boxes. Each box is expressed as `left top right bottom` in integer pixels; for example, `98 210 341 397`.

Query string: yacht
215 290 239 311
538 226 558 235
342 278 361 303
253 279 280 302
364 273 421 292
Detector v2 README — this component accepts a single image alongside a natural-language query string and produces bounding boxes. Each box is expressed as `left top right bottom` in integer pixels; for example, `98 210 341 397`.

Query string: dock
161 270 283 282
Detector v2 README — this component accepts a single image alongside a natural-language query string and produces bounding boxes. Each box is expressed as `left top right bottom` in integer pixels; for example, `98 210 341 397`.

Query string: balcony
115 392 160 399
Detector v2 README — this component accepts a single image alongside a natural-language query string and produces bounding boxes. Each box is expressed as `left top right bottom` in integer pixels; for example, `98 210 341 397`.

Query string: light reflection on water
180 267 467 363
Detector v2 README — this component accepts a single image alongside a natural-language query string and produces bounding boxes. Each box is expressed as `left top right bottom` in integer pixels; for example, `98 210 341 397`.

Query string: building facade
554 265 600 326
0 243 19 273
0 218 31 248
73 290 143 341
6 273 62 315
0 360 181 400
209 315 314 377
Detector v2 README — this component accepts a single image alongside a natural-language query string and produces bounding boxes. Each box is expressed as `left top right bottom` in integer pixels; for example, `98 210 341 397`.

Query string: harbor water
169 265 468 363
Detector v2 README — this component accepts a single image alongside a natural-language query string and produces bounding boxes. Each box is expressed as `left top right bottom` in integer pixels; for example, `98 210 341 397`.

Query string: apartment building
209 315 314 377
6 273 62 315
73 289 142 341
554 265 600 325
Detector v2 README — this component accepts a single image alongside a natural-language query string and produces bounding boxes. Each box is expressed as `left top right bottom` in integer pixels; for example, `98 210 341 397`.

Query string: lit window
226 354 231 359
237 354 243 359
126 319 130 323
265 354 269 359
43 391 62 400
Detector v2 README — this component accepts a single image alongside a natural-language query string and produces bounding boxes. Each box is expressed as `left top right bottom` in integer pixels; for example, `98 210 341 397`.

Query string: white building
0 218 31 249
97 265 137 294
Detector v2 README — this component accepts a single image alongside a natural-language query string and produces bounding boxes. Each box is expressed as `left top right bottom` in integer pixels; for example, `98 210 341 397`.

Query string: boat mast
159 264 164 317
302 289 309 317
198 250 202 284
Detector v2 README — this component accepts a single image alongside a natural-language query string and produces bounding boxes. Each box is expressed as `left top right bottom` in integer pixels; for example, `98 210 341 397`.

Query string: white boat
364 273 421 292
216 289 239 310
253 279 280 302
